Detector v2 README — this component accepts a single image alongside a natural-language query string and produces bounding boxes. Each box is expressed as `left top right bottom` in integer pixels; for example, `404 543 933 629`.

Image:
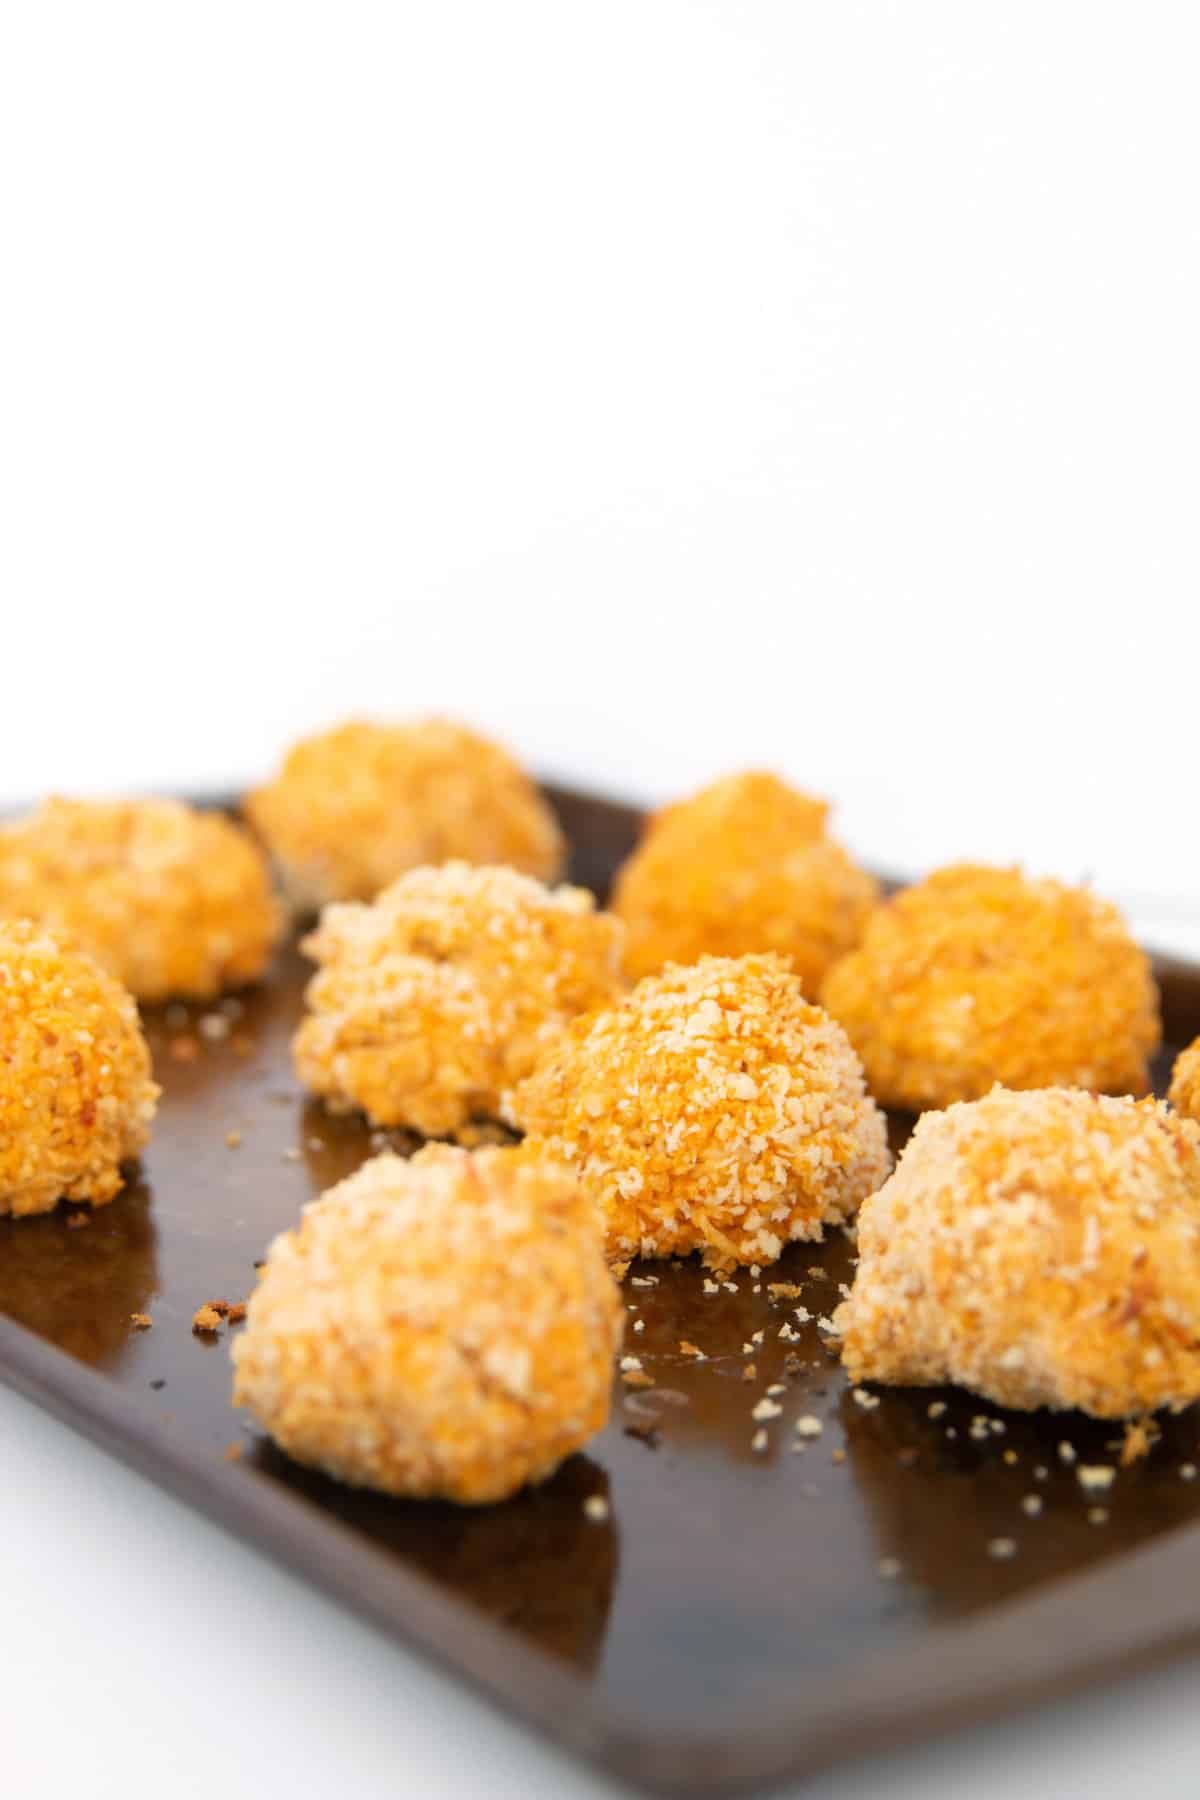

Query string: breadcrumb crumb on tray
2 782 1200 1799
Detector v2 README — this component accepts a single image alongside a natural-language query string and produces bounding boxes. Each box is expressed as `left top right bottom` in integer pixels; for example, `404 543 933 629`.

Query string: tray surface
2 784 1200 1797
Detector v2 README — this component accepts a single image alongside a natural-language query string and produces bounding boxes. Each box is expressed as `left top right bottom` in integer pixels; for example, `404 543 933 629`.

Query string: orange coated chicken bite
512 952 890 1271
246 717 564 909
0 797 282 1002
293 862 624 1137
835 1087 1200 1417
611 772 878 990
821 864 1159 1111
1170 1039 1200 1123
0 920 159 1216
232 1143 624 1503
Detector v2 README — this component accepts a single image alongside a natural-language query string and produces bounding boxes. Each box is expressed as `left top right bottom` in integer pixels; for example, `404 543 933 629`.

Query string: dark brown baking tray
3 782 1200 1798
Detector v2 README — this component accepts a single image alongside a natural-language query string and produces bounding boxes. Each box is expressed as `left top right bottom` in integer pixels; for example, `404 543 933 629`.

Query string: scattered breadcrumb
225 1129 243 1149
1077 1465 1116 1494
679 1340 705 1359
1120 1418 1159 1466
852 1388 879 1410
583 1495 610 1522
742 1364 757 1383
130 1313 153 1331
877 1557 902 1580
751 1428 769 1453
1088 1507 1110 1526
1181 1463 1198 1482
621 1368 654 1390
192 1304 223 1334
987 1537 1017 1561
1021 1495 1043 1516
768 1283 804 1300
795 1415 823 1438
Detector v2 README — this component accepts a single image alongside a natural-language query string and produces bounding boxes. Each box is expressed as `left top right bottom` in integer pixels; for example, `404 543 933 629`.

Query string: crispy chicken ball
835 1087 1200 1417
512 952 891 1271
821 864 1160 1111
232 1143 624 1503
0 797 282 1002
293 862 625 1137
1170 1040 1200 1123
611 772 879 990
246 718 564 909
0 920 159 1217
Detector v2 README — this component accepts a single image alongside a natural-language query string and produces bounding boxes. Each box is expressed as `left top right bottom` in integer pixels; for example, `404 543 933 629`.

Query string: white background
1 4 1198 1797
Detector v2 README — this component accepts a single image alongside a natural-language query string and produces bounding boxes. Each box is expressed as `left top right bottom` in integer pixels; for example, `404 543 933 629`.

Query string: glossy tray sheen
2 784 1200 1798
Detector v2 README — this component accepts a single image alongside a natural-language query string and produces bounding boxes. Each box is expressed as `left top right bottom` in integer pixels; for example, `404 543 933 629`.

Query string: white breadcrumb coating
821 864 1160 1111
1170 1039 1200 1123
232 1144 624 1503
0 797 282 1001
0 920 159 1216
246 717 564 909
612 771 878 990
512 953 891 1270
293 862 625 1137
835 1087 1200 1417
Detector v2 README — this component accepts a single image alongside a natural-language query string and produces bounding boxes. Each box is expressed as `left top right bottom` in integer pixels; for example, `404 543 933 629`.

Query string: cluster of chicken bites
821 864 1160 1111
232 1144 624 1503
1170 1040 1200 1123
246 718 565 910
0 797 282 1001
612 772 878 991
0 920 159 1217
293 862 625 1138
513 952 891 1270
835 1087 1200 1418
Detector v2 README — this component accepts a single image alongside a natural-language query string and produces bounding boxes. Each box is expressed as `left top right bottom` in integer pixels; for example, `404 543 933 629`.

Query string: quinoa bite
611 771 878 990
0 920 159 1217
293 861 625 1137
835 1087 1200 1417
232 1143 624 1503
246 717 564 909
821 864 1160 1111
1170 1039 1200 1123
512 952 890 1270
0 797 282 1002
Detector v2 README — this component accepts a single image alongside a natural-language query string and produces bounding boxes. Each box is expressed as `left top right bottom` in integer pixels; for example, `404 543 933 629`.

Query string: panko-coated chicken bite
512 952 890 1271
0 797 282 1002
1170 1040 1200 1123
232 1143 624 1503
611 772 879 990
835 1087 1200 1417
0 920 159 1216
246 718 564 909
821 864 1160 1111
293 862 625 1137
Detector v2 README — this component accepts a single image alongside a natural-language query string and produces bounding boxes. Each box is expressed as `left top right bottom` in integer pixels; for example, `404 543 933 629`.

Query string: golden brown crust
512 952 891 1270
611 772 878 989
293 862 625 1136
246 718 564 908
1170 1039 1200 1123
0 798 282 1001
0 920 158 1217
232 1144 623 1502
835 1087 1200 1417
821 864 1160 1110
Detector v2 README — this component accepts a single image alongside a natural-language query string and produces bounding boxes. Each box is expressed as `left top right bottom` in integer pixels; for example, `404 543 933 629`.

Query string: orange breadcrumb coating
512 953 891 1270
246 718 564 909
821 864 1160 1111
611 772 879 989
0 798 282 1002
0 921 158 1217
293 862 625 1137
232 1144 623 1503
835 1087 1200 1417
1170 1039 1200 1122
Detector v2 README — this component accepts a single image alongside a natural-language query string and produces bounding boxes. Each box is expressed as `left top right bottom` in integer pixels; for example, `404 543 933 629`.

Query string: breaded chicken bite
821 865 1159 1111
246 718 564 909
294 862 624 1137
512 952 890 1270
232 1143 624 1503
835 1087 1200 1417
1170 1039 1200 1122
0 920 158 1216
611 772 878 990
0 797 282 1002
